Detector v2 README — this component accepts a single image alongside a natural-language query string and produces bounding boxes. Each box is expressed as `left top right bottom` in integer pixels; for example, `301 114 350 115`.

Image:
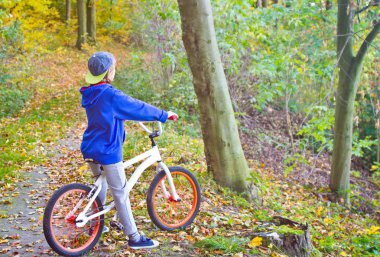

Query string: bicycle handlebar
138 121 163 136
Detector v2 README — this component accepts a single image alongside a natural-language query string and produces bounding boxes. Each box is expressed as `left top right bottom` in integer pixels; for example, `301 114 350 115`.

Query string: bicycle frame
74 145 181 227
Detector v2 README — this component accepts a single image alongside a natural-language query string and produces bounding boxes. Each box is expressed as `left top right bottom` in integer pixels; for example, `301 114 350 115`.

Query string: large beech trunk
177 0 256 196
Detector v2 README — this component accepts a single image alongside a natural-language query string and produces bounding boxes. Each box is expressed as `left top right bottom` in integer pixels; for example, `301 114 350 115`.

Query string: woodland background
0 0 379 256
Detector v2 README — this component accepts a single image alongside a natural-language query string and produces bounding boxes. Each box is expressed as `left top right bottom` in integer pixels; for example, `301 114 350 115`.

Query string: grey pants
88 162 138 236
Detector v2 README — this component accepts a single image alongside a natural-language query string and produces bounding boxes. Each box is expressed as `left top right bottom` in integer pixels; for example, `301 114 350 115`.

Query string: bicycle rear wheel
43 183 104 257
147 166 201 231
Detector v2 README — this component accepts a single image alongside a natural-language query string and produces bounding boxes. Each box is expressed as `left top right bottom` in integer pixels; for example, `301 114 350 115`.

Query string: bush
0 87 30 118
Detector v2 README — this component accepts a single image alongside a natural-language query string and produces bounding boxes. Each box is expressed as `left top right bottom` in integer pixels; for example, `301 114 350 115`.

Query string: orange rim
152 171 198 228
49 189 101 253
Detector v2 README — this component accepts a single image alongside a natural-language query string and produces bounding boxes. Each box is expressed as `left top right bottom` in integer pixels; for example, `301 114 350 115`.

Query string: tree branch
355 0 379 15
356 20 380 65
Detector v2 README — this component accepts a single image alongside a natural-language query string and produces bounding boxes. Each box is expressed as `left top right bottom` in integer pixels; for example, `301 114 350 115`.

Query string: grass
0 89 82 179
195 236 249 254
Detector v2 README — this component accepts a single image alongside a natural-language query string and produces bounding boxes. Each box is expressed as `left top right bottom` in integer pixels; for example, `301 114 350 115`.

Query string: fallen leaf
248 236 262 248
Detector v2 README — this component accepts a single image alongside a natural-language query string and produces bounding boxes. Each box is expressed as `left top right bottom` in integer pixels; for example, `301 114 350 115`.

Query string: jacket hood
80 84 111 108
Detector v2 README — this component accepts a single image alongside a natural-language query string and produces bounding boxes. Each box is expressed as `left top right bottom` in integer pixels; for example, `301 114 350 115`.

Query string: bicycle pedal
110 220 124 232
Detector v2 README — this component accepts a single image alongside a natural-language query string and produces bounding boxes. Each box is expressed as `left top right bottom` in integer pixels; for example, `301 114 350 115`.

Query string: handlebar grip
138 121 163 135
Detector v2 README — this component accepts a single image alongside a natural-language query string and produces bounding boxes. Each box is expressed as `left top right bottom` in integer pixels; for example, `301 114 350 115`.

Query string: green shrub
0 87 30 118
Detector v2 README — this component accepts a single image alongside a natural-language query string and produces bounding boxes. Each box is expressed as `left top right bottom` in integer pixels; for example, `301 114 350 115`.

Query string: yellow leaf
0 239 8 244
340 251 347 256
370 165 378 171
78 164 88 176
367 226 380 235
78 165 87 172
248 237 263 248
316 206 323 217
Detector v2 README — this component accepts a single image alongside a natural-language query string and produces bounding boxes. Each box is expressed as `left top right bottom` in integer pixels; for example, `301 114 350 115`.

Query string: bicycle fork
157 162 181 202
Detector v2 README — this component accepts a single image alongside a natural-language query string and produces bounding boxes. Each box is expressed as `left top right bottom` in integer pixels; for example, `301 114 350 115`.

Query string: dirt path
0 126 83 256
0 167 52 256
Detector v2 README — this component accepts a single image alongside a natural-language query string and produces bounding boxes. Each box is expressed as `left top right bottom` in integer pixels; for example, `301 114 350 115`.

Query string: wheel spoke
150 169 200 229
44 184 103 255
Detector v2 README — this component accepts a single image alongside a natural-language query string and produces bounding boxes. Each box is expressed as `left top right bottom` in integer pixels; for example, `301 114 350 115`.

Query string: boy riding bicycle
80 51 178 249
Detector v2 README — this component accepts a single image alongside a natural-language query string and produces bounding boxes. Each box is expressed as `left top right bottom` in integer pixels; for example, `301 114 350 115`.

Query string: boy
80 52 178 249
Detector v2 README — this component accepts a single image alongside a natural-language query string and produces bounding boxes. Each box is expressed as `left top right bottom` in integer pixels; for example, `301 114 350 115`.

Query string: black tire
147 166 201 231
43 183 104 257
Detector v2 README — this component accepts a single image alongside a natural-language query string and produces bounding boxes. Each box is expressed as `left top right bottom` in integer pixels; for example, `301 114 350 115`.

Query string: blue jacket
79 84 168 165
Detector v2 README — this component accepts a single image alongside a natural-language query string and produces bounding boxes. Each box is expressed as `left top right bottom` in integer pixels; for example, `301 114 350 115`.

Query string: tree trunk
256 0 262 8
65 0 71 23
87 0 96 44
331 64 359 201
325 0 332 10
331 0 380 201
177 0 258 198
76 0 87 49
250 216 312 257
262 0 268 7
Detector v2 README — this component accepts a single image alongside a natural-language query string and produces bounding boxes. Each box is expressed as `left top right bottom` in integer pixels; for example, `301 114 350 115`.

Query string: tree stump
252 216 312 257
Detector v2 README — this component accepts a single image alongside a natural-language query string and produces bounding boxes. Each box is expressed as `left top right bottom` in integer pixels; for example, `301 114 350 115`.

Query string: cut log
252 216 312 257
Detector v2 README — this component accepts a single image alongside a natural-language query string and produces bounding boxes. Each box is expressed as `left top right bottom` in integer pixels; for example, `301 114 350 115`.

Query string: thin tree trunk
76 0 87 49
331 0 380 202
87 0 96 44
66 0 71 23
257 0 262 8
377 130 380 163
177 0 258 198
263 0 268 7
326 0 332 10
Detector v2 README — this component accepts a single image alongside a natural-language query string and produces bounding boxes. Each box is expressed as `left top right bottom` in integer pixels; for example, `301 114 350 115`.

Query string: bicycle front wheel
43 183 104 257
147 166 201 231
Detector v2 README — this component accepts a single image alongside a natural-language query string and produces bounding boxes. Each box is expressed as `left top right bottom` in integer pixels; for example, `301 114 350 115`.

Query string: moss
275 225 305 236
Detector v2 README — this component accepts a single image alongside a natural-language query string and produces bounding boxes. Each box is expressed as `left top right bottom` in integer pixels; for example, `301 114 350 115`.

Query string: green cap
85 70 108 84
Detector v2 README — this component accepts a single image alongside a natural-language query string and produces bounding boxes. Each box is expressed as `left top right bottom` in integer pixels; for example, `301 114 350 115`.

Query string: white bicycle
43 122 202 257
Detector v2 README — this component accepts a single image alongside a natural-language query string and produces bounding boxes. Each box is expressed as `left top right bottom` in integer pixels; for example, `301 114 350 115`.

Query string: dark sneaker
129 235 159 249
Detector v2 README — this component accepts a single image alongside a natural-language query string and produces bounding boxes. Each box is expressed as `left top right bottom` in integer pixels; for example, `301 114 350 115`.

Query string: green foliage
0 87 30 118
352 234 380 256
195 236 249 254
298 106 334 153
112 0 198 129
213 0 336 111
298 105 377 157
0 18 24 56
96 0 133 43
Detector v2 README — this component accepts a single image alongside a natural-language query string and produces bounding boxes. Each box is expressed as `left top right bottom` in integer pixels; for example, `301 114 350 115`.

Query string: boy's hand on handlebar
167 111 179 121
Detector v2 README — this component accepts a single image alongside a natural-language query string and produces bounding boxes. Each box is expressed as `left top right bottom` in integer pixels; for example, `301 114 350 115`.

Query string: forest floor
0 43 379 257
